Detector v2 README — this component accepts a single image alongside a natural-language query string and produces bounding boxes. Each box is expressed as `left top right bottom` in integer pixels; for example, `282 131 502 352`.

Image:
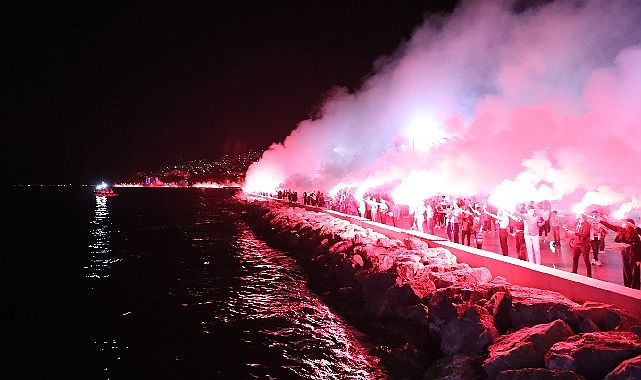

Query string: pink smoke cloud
244 0 641 218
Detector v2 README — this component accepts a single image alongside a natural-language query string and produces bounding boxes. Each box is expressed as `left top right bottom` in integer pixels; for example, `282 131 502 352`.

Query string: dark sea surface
6 186 388 379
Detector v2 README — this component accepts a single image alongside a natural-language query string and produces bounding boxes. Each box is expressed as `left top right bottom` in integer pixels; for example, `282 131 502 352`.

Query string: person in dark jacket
566 213 592 277
600 217 641 289
512 217 527 261
460 212 474 246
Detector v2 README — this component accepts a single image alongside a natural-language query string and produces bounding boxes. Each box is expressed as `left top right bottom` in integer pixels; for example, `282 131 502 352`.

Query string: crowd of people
264 189 327 207
262 188 641 289
301 191 326 207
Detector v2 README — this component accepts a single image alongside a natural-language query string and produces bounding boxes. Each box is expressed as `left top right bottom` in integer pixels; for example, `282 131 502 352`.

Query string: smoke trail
244 0 641 218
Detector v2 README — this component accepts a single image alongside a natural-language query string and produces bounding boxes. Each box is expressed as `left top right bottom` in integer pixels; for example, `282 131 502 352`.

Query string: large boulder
495 368 586 379
605 354 641 379
439 304 499 356
428 265 493 288
353 244 393 268
356 271 422 321
484 290 513 334
396 258 423 285
508 286 580 329
421 355 486 380
427 284 506 338
419 246 459 266
572 302 641 332
328 239 358 255
406 268 438 300
482 319 575 379
379 342 432 380
545 331 641 380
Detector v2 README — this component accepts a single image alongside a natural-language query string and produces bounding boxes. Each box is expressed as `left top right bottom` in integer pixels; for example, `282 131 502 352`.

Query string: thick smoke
244 0 641 218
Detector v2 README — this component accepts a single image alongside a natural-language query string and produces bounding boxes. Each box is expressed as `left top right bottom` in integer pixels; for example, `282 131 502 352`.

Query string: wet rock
545 303 583 332
406 304 432 342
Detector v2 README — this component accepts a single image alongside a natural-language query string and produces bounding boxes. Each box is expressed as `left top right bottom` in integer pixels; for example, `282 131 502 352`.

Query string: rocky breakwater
237 195 641 380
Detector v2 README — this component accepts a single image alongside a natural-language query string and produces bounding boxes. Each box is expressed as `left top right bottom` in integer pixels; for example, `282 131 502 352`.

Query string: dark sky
5 1 458 184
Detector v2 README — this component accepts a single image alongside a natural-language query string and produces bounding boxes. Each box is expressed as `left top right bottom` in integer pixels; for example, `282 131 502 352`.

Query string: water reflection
85 195 119 280
85 189 388 378
211 227 387 379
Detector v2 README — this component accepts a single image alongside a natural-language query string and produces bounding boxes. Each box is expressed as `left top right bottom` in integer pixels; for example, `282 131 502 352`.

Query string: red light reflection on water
187 227 388 379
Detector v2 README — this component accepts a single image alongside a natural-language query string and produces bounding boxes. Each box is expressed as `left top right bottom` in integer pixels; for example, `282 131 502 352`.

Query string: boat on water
95 182 118 197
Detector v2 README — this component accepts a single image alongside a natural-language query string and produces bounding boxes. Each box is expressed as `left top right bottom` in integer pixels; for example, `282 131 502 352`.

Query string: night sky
6 1 458 184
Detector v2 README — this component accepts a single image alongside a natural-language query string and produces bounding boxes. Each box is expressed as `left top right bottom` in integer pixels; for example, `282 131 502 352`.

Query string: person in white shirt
520 207 544 264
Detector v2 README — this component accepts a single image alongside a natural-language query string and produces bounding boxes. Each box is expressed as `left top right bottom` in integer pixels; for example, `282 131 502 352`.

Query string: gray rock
421 355 486 380
545 331 641 380
482 319 575 379
605 354 641 379
507 286 580 329
495 368 586 379
440 304 499 356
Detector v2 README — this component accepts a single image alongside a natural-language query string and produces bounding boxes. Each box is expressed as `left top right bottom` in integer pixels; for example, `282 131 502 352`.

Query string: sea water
6 186 388 379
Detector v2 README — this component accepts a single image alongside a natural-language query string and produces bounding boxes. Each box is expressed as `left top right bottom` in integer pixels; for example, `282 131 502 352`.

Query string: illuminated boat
94 182 118 197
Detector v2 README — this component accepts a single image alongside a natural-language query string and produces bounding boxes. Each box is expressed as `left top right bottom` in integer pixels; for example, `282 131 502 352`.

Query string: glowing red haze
244 0 641 220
